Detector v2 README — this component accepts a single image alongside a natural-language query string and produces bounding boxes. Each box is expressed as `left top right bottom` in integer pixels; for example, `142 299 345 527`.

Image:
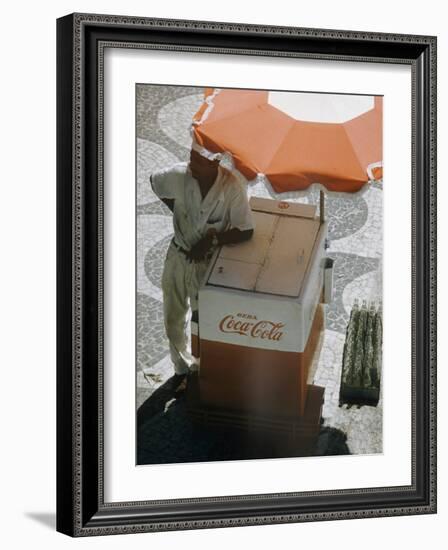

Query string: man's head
188 149 220 184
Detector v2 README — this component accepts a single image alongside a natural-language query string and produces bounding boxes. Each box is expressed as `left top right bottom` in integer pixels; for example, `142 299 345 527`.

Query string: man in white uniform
150 145 254 386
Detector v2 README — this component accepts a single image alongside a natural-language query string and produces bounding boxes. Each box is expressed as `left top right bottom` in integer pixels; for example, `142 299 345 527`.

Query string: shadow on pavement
137 376 350 465
137 375 181 430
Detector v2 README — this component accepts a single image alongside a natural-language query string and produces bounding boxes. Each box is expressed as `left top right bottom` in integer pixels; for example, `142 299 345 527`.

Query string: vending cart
187 197 333 449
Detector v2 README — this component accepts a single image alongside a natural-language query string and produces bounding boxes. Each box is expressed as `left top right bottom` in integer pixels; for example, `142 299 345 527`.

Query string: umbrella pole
320 190 325 224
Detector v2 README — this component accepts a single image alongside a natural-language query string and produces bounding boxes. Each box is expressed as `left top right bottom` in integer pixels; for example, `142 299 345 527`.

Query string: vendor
150 143 254 389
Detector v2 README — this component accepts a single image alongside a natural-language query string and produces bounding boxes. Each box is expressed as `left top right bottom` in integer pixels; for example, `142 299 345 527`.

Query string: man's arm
187 227 253 261
215 227 253 245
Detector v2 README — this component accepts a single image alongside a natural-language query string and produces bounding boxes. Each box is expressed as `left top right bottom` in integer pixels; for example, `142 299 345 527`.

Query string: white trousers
161 243 210 375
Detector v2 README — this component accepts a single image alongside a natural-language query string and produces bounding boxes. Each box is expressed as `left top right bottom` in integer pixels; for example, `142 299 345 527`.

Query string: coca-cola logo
219 313 284 341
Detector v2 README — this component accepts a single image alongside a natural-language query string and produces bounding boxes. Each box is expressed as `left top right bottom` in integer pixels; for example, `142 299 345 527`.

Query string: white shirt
151 162 254 251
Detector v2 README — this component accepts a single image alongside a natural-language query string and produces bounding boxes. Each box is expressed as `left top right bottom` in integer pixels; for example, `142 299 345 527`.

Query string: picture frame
56 12 437 536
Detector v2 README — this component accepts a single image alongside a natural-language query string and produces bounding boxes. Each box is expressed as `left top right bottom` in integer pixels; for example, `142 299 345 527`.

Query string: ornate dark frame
56 13 437 537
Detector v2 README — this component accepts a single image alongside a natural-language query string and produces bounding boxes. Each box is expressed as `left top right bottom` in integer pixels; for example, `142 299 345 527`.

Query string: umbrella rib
342 126 370 181
266 123 303 180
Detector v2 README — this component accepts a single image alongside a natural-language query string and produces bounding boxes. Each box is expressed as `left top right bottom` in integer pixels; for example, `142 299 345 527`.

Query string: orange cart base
186 375 324 456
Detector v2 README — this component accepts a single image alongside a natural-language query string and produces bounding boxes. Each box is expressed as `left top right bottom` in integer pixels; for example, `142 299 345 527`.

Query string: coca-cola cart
186 196 328 452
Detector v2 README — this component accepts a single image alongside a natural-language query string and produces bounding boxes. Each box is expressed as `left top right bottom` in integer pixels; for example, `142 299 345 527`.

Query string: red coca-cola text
218 314 284 341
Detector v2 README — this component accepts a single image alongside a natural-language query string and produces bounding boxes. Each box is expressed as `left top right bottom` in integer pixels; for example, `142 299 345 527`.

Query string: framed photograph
56 13 437 536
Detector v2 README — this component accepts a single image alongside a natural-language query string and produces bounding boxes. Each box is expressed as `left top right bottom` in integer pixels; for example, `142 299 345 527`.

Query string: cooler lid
207 200 321 297
255 216 320 296
206 259 261 291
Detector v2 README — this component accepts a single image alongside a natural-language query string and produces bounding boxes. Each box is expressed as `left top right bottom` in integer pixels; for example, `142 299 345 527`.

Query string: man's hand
187 233 214 262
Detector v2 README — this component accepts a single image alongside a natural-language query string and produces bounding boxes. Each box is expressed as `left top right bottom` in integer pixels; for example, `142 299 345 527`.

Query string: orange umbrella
192 88 382 194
